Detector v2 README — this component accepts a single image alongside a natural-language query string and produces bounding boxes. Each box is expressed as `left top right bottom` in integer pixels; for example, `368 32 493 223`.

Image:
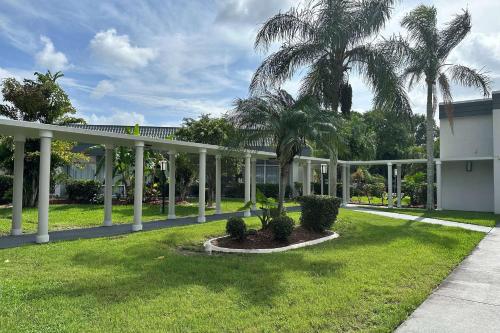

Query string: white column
251 157 257 210
215 154 222 214
11 135 25 236
387 162 393 208
132 141 144 232
168 150 176 219
244 153 251 217
346 164 350 203
198 148 207 223
103 144 114 227
320 167 324 195
436 161 442 210
396 164 402 208
306 160 312 195
341 164 347 206
36 130 52 244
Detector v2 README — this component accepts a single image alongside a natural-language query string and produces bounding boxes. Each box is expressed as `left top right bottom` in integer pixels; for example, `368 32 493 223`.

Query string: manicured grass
372 207 498 228
350 195 411 206
0 209 484 332
0 199 298 236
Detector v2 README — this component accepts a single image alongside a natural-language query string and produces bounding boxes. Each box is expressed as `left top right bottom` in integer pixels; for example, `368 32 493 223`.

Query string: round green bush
298 195 340 232
269 215 295 242
226 217 247 241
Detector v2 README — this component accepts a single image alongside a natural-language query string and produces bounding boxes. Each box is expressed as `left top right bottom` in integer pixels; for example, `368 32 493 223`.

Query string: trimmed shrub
226 216 247 241
0 175 13 204
66 179 102 203
269 215 294 242
298 195 340 232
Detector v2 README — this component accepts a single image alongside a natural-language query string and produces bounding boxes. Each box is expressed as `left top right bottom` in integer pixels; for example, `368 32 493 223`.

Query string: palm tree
229 90 334 212
388 6 491 210
251 0 410 196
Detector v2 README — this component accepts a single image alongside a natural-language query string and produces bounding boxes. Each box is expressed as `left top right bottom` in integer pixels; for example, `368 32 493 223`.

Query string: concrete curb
204 232 339 254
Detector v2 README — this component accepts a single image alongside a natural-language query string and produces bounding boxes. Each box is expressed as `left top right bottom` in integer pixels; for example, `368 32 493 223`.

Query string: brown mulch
214 226 332 250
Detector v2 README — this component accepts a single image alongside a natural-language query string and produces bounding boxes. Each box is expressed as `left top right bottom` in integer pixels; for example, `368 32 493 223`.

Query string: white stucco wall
441 160 494 212
440 114 493 159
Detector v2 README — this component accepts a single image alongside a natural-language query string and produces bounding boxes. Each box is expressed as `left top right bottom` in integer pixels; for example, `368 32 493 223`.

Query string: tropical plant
251 0 410 196
229 90 333 213
242 188 280 229
386 5 491 209
0 71 87 206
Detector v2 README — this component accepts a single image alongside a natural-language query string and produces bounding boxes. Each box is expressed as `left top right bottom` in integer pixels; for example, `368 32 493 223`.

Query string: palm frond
437 72 454 131
438 9 471 59
447 65 491 97
401 5 438 50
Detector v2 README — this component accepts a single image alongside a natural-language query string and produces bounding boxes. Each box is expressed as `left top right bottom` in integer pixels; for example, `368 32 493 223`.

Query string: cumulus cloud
84 110 146 125
90 29 157 69
35 36 69 71
91 80 115 99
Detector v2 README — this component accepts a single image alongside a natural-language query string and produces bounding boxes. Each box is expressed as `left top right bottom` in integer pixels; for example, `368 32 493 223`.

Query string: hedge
66 179 102 203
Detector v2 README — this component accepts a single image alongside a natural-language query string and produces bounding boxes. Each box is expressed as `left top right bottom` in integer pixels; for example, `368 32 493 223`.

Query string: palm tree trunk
425 81 435 210
278 163 289 213
329 151 338 197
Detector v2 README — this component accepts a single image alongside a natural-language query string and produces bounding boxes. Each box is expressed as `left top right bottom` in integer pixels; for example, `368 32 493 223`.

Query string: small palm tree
388 5 491 210
229 90 334 212
251 0 410 195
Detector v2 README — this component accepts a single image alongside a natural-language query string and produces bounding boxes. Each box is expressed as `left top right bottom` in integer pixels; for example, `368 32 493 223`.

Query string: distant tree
387 5 491 209
175 115 239 205
0 71 86 206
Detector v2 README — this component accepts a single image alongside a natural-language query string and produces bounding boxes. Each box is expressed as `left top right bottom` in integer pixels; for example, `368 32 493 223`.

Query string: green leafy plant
269 215 295 242
298 195 340 232
66 179 102 204
243 188 282 229
226 217 247 241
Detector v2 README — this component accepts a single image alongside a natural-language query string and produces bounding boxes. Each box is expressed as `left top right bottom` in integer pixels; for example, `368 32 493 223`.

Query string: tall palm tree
229 90 334 212
251 0 410 196
388 6 491 210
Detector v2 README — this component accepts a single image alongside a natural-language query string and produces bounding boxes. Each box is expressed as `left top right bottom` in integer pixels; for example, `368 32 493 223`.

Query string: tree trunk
328 151 338 197
278 163 290 213
425 81 435 210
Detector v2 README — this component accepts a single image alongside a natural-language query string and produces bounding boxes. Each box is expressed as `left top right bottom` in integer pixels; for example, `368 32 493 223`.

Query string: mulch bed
214 226 331 250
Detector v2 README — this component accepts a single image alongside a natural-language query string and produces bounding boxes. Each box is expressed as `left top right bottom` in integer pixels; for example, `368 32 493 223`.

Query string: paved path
347 205 500 332
0 206 301 249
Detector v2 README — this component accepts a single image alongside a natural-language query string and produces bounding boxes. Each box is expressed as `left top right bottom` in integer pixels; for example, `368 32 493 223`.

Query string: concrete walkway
0 206 301 249
347 205 500 332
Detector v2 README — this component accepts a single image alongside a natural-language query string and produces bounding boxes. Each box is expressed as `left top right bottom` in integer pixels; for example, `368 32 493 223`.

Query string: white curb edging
204 232 340 254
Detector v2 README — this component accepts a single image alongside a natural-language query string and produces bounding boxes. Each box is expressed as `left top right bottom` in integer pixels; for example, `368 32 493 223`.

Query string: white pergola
0 119 447 244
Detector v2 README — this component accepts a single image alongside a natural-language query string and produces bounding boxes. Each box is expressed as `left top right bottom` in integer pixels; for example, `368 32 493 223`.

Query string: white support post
168 150 176 219
436 161 442 210
396 164 402 208
306 160 312 195
346 164 350 204
341 164 347 206
387 162 393 208
320 167 324 195
215 154 222 214
132 141 144 232
36 130 52 244
103 144 114 226
11 135 25 236
251 157 257 210
198 148 207 223
244 153 251 217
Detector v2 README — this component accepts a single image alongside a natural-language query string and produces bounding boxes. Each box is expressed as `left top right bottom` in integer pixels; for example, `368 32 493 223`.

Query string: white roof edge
438 97 492 105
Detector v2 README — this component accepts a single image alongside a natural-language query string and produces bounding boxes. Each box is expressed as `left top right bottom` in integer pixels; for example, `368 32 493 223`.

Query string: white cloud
90 29 157 69
91 80 115 99
35 36 69 71
84 110 147 125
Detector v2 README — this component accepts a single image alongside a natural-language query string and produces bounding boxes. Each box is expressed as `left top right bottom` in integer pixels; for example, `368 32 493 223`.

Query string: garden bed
205 226 339 254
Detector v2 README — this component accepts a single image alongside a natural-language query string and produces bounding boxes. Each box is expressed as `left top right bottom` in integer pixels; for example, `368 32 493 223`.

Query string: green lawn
372 207 498 228
350 195 411 206
0 209 484 332
0 199 298 236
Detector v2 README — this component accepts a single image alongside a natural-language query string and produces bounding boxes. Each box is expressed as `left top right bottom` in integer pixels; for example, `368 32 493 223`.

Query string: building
439 90 500 213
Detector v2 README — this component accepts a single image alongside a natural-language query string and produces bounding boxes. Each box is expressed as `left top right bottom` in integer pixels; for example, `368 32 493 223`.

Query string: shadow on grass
23 215 462 307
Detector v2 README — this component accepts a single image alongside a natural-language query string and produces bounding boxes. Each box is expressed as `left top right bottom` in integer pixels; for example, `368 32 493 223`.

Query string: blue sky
1 0 499 126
